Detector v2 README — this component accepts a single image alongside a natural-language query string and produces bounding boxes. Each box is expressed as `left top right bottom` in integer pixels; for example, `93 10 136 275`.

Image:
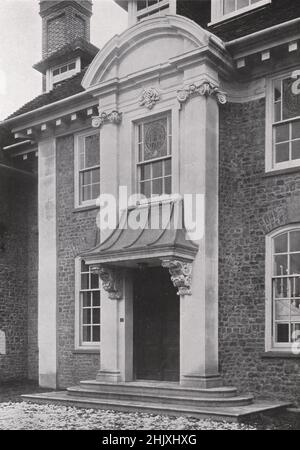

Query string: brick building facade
0 0 299 412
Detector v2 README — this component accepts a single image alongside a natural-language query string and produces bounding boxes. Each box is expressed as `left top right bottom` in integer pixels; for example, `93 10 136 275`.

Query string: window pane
81 274 89 290
274 103 281 123
82 171 91 186
274 277 288 298
275 299 290 321
92 168 100 183
152 178 163 196
92 183 100 199
85 134 100 168
68 62 76 70
140 164 151 181
237 0 249 8
292 120 300 139
93 308 101 325
275 142 289 163
152 161 163 178
291 279 300 298
275 123 289 143
282 78 300 120
291 300 300 320
83 308 91 325
274 233 288 253
224 0 235 14
81 260 89 272
92 326 100 342
276 323 289 343
291 323 300 342
140 181 151 197
164 176 172 195
82 185 91 202
83 326 91 342
82 291 91 307
164 159 171 176
290 231 300 252
274 254 288 276
61 65 68 74
274 79 282 102
144 119 167 161
290 254 300 275
137 0 147 10
91 273 99 290
292 140 300 160
93 291 100 306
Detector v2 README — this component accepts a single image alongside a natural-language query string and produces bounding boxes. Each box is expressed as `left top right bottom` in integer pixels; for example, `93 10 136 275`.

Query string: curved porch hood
81 199 199 268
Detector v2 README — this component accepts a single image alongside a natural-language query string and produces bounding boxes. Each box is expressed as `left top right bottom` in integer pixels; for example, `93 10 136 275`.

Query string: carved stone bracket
177 81 227 105
90 264 122 300
139 87 160 109
92 108 122 128
161 259 193 296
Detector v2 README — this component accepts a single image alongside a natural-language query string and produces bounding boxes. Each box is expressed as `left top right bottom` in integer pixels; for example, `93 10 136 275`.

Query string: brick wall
219 98 300 404
56 134 100 388
42 5 90 58
0 167 38 381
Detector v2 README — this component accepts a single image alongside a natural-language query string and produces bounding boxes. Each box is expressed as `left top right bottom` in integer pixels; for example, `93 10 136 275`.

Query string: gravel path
0 402 257 430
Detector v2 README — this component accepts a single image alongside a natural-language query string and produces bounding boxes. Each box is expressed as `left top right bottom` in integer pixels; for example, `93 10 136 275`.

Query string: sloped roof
209 0 300 42
33 38 99 74
6 69 87 120
81 200 198 266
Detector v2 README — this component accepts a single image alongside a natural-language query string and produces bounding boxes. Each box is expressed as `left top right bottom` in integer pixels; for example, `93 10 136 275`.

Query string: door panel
134 267 179 381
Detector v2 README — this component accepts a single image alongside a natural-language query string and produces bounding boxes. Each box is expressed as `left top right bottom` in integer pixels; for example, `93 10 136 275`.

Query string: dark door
133 267 179 381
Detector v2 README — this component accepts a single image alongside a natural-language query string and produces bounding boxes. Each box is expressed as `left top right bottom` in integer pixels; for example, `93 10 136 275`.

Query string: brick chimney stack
39 1 93 58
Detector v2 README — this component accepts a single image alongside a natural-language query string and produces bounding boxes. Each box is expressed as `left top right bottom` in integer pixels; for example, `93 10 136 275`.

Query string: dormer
211 0 271 24
35 1 96 92
116 0 176 26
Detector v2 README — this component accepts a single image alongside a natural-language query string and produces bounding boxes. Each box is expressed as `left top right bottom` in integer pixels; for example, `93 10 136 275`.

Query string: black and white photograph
0 0 299 434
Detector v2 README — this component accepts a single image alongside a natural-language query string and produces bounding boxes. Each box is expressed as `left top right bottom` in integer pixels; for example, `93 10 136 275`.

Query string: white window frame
46 57 81 92
266 71 300 173
265 225 300 352
128 0 176 25
74 129 100 209
135 112 173 199
74 257 101 350
210 0 271 24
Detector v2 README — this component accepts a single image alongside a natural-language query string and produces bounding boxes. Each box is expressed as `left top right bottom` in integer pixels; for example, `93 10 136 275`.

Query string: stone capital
161 259 193 296
177 81 227 105
92 109 122 128
90 264 122 300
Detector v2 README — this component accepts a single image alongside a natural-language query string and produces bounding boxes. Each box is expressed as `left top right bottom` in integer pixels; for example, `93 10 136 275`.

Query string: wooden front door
133 267 179 381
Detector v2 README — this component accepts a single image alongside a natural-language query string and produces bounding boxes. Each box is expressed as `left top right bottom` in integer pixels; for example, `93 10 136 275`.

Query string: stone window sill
73 204 98 214
72 348 100 355
264 166 300 178
261 351 300 359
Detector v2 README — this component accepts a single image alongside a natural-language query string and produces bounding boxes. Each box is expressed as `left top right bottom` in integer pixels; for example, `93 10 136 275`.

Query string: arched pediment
82 15 225 89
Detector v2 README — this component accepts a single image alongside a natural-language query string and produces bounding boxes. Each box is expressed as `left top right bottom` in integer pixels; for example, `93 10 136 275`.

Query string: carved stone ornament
177 81 227 105
90 264 122 300
92 108 122 128
139 87 160 110
161 259 193 296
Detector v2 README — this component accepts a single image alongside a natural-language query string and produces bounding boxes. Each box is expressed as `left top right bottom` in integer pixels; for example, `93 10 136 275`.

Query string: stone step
67 386 253 407
21 391 291 423
79 380 238 399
